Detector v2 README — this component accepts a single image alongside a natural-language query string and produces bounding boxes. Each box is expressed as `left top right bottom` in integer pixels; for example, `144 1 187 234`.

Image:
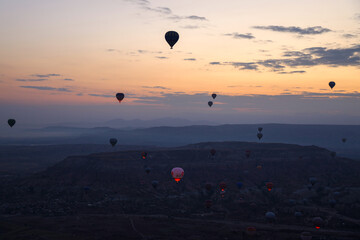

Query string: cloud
20 86 72 92
156 56 168 59
142 86 171 90
342 34 357 39
224 32 255 39
278 70 306 74
185 15 207 21
210 45 360 72
76 93 83 96
181 25 201 29
31 74 61 78
184 58 196 61
127 0 207 22
253 25 331 35
63 78 74 81
16 78 47 82
88 94 113 98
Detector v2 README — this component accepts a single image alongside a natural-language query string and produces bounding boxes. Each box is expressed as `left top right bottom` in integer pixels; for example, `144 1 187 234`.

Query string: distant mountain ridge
1 124 359 159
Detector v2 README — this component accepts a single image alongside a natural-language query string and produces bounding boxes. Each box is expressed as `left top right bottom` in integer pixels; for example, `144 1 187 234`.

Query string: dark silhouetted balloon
245 150 251 159
171 167 184 182
145 167 151 174
295 211 303 218
116 93 125 103
8 119 16 127
257 133 263 140
205 200 212 208
258 127 263 132
312 217 324 229
165 31 179 49
152 180 159 189
329 199 336 208
342 138 347 143
246 227 256 236
210 149 216 156
205 183 212 191
329 81 335 89
266 182 273 191
265 211 276 221
309 177 317 186
211 93 217 99
109 138 117 147
208 101 213 107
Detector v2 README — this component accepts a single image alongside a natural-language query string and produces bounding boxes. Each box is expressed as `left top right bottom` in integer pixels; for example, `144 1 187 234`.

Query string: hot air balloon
165 31 179 49
329 199 336 208
266 182 273 191
171 167 184 182
257 133 263 140
141 152 148 160
329 81 335 89
265 211 276 221
145 167 151 174
219 182 227 191
152 180 159 189
210 149 216 156
312 217 324 229
246 227 256 236
342 138 347 143
109 138 117 147
309 177 317 186
300 232 312 240
236 182 243 189
258 127 263 132
205 183 213 191
116 93 125 103
295 211 303 218
211 93 217 99
208 101 213 107
8 119 16 128
245 150 251 159
205 200 212 208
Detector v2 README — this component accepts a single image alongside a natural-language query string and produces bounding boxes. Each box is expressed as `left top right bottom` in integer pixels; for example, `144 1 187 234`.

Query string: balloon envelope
165 31 179 49
116 93 125 102
208 101 213 107
266 182 273 191
257 133 263 140
265 211 276 220
8 119 16 127
258 127 263 132
141 152 148 159
109 138 118 147
210 149 216 156
219 182 227 191
329 81 335 89
171 167 184 182
211 93 217 99
312 217 324 229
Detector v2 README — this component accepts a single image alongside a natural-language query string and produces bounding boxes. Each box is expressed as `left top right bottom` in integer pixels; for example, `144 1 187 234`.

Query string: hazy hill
1 141 360 239
1 124 359 158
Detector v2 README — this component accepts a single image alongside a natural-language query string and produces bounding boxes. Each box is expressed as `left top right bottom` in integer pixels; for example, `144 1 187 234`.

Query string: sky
0 0 359 126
